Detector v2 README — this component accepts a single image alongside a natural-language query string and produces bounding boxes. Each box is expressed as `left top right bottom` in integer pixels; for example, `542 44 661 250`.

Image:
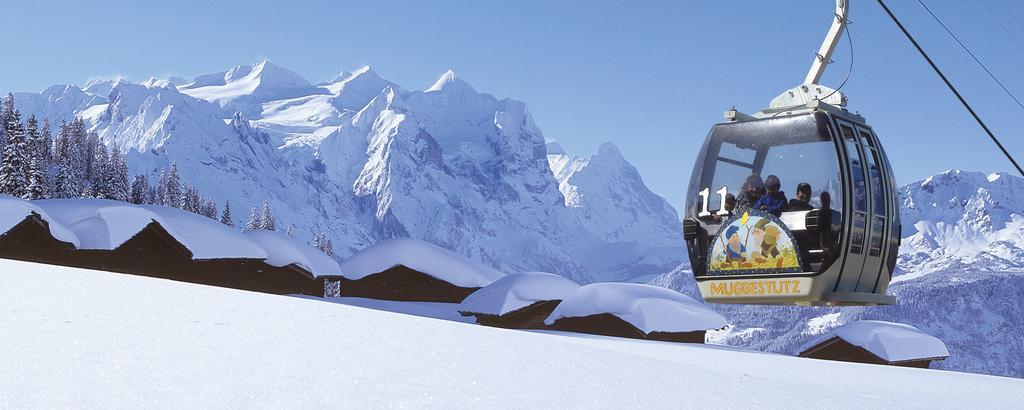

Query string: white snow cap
243 230 341 278
426 69 472 93
459 272 580 316
338 237 504 287
545 283 728 334
0 195 79 247
34 199 267 260
802 320 950 363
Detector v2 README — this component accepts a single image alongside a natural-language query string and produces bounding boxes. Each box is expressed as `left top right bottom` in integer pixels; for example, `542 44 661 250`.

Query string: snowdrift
339 237 504 287
459 271 579 316
244 230 341 278
545 282 728 334
0 195 79 246
35 199 266 260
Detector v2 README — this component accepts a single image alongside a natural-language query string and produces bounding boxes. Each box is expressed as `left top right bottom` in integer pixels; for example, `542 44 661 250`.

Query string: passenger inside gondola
713 193 737 222
754 174 788 216
788 183 814 211
736 174 764 211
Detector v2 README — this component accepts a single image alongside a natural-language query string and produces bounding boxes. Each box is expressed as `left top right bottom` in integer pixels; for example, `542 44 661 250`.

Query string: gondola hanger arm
768 0 849 110
806 0 850 85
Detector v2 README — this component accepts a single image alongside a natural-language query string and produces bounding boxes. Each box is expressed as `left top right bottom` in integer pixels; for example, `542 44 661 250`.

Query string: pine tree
88 143 110 198
220 201 235 227
155 170 167 205
82 132 99 183
323 237 335 257
245 205 261 231
106 147 130 201
312 232 335 257
129 174 149 204
39 120 55 197
200 199 217 219
259 200 276 231
38 120 51 165
24 115 47 199
181 185 200 212
0 100 30 198
165 162 181 208
53 119 87 199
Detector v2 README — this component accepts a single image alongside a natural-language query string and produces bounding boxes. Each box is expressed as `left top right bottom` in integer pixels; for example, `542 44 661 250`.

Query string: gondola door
854 127 892 293
834 119 871 293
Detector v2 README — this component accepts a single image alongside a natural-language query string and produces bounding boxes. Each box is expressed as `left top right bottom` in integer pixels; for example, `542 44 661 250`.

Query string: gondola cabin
683 101 900 306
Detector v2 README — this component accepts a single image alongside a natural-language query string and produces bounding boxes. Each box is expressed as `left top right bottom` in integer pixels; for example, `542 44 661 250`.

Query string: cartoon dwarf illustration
724 225 746 265
749 219 766 262
759 219 782 259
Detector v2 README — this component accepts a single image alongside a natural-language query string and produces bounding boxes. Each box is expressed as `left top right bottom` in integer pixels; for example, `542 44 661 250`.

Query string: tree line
0 93 335 256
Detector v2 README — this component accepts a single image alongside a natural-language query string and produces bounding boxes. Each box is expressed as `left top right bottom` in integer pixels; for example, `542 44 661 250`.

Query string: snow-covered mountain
650 169 1024 378
8 60 685 283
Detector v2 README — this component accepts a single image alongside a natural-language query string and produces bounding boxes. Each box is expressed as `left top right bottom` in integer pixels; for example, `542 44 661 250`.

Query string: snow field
1 259 1020 409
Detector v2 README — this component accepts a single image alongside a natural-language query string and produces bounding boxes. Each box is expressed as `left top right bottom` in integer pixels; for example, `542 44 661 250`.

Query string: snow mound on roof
802 320 950 363
459 272 580 316
545 283 728 334
339 237 504 287
34 199 266 260
0 195 79 247
244 230 341 278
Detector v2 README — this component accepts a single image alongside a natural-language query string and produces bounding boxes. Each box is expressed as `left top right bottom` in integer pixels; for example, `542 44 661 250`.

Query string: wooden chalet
458 272 580 329
542 283 728 344
462 300 562 329
798 321 949 368
337 238 504 303
0 212 77 265
546 313 707 343
339 264 481 303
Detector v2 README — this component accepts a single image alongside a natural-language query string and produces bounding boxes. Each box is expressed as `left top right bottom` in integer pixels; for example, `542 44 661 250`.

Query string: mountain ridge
8 61 686 283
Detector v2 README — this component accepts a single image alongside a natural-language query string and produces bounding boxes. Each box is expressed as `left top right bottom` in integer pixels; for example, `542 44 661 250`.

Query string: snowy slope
650 170 1024 378
12 62 684 283
1 258 1021 408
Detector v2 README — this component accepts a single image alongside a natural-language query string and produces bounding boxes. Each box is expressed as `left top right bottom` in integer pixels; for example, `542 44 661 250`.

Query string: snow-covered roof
459 272 580 316
801 320 950 363
243 230 342 278
0 195 79 247
338 237 504 287
544 283 728 334
35 199 267 260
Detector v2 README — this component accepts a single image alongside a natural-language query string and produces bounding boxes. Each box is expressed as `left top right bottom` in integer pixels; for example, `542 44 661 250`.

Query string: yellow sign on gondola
707 209 804 276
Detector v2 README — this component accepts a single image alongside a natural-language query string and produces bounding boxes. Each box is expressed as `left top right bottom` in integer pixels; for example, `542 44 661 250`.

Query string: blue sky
2 0 1022 213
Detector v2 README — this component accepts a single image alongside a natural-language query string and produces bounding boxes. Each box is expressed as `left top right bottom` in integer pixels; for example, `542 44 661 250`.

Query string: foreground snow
0 259 1019 408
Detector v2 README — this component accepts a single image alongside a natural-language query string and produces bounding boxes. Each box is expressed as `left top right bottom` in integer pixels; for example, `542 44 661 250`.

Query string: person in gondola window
736 174 765 212
713 193 737 222
788 183 814 211
754 175 788 216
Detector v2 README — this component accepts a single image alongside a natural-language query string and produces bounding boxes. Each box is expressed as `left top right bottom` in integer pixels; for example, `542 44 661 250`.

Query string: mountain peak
546 140 567 156
426 69 472 93
595 142 625 163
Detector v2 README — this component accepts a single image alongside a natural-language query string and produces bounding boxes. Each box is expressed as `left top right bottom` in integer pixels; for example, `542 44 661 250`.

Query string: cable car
682 0 900 306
